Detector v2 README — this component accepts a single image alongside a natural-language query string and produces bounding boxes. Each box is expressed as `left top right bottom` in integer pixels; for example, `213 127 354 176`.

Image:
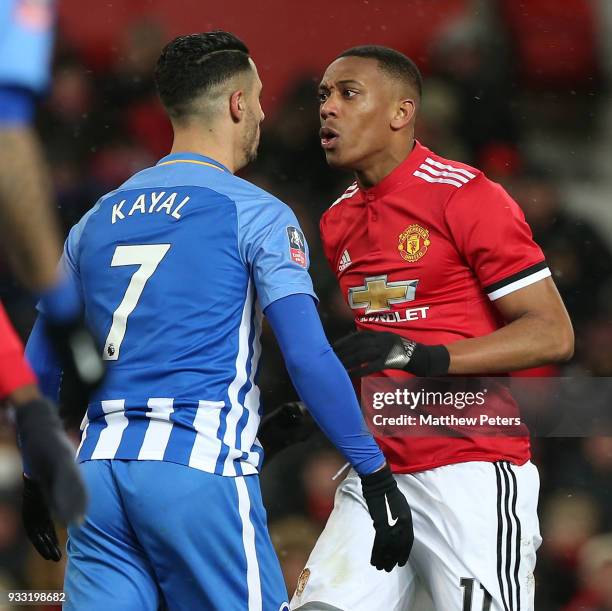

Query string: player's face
318 57 399 171
242 60 265 165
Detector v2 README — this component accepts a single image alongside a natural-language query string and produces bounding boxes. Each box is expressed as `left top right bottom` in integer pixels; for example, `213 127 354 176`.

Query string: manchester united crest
295 567 311 596
398 224 431 262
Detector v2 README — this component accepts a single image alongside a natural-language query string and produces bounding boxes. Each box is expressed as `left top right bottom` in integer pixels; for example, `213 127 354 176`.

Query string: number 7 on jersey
103 244 171 361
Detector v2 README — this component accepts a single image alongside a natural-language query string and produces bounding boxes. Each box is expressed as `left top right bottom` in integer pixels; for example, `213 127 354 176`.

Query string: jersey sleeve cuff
484 261 551 301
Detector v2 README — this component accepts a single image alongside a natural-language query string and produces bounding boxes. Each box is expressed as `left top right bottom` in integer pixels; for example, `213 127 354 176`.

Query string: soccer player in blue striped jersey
25 32 414 610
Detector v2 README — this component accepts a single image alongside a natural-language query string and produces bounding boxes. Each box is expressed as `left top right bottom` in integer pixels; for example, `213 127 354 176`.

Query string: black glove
360 464 414 572
258 401 318 461
45 317 105 427
16 397 87 526
334 330 450 377
22 475 62 561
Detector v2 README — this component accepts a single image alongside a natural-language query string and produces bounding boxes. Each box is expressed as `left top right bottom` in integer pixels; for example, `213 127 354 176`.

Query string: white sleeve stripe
488 268 552 301
413 170 463 188
425 157 476 179
418 163 469 183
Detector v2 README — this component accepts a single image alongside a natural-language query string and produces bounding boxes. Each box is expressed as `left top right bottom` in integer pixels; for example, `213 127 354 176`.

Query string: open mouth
320 126 339 149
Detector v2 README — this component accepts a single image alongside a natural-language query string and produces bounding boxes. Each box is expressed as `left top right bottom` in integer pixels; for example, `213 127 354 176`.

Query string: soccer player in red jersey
290 46 574 611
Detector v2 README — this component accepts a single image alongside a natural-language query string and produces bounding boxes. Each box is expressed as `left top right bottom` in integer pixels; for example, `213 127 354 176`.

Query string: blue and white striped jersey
0 0 54 93
65 152 317 477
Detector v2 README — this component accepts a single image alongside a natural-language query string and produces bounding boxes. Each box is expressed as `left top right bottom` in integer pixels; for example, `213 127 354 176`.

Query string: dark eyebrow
318 79 364 91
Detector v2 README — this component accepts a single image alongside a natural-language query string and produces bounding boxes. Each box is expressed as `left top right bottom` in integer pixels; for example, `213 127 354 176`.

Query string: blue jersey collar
156 152 229 173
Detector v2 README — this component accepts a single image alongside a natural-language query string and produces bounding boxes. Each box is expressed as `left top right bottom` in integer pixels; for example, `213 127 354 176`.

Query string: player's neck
354 139 415 189
169 130 238 174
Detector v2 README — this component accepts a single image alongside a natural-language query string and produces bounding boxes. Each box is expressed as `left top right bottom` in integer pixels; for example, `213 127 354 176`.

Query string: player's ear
390 98 416 131
229 90 244 123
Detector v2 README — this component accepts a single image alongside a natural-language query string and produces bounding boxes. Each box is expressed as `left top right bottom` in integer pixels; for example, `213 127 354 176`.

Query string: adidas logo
338 250 352 272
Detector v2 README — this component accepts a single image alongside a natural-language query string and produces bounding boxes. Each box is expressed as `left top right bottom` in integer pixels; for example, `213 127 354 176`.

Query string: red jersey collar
359 140 430 198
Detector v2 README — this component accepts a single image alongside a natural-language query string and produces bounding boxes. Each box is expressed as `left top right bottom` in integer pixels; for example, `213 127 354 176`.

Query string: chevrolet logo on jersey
348 275 418 314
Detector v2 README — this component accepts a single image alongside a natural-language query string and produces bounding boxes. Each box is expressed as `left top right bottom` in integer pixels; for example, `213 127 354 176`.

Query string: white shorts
290 460 542 611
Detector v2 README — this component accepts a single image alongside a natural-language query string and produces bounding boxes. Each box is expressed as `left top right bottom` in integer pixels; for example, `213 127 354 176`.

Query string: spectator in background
574 320 612 377
106 18 165 104
428 17 519 163
564 534 612 611
96 19 171 161
537 492 602 609
511 172 612 326
37 55 95 161
548 435 612 530
35 54 106 234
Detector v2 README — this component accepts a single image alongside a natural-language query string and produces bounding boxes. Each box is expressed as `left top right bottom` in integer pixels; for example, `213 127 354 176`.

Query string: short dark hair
337 45 423 100
155 31 251 120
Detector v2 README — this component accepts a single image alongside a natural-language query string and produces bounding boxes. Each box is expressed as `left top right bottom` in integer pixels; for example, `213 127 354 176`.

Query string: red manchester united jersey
320 141 550 473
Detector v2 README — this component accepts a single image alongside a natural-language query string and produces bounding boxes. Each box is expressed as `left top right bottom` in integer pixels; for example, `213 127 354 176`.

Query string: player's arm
445 277 573 374
335 277 573 377
0 87 63 290
265 294 383 475
0 256 84 542
0 86 105 409
0 3 80 300
17 312 83 562
266 293 413 571
25 314 62 402
0 311 86 562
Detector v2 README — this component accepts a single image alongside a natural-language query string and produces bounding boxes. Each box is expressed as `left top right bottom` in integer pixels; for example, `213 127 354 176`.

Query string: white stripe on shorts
236 476 262 611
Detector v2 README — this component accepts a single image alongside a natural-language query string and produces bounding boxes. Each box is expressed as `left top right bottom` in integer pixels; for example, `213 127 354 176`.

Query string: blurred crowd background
1 0 612 609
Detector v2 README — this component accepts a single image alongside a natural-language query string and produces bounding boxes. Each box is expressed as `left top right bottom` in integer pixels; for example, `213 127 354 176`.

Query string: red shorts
0 304 36 398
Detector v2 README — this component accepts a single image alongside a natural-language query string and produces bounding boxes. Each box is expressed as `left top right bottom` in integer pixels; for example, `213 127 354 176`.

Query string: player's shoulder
222 173 290 214
413 148 483 192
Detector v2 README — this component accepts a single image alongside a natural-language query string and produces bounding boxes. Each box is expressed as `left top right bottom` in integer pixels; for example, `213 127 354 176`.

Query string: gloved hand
22 475 62 561
45 317 105 427
334 330 449 377
16 397 87 527
258 401 318 461
360 463 414 572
